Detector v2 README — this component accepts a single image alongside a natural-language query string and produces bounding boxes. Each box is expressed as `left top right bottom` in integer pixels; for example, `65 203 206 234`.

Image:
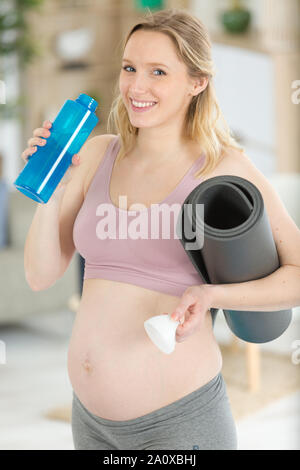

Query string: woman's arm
205 148 300 311
170 149 300 340
206 264 300 312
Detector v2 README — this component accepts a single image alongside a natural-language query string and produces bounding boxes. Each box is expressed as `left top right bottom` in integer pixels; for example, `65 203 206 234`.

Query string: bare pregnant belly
67 279 223 421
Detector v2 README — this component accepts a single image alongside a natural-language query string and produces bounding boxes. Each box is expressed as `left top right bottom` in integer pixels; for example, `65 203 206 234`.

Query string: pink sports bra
73 135 206 296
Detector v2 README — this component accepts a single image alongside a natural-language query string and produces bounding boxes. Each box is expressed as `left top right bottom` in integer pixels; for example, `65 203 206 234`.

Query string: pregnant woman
23 9 300 450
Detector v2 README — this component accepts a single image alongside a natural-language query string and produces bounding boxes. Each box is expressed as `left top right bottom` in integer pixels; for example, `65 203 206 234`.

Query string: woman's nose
129 73 149 92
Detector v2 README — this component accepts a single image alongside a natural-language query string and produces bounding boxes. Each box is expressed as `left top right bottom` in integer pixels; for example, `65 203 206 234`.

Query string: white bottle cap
144 313 180 354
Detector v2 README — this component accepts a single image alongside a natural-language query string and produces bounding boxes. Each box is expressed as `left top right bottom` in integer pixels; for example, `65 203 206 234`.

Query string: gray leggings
71 372 237 450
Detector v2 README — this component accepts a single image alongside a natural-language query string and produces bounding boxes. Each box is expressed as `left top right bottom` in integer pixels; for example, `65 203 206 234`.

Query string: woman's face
119 30 199 131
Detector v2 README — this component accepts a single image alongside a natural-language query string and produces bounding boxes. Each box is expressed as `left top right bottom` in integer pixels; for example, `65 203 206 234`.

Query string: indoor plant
0 0 45 120
221 0 251 34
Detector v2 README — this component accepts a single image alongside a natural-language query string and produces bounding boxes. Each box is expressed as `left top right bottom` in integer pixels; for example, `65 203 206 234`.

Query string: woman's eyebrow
122 58 170 69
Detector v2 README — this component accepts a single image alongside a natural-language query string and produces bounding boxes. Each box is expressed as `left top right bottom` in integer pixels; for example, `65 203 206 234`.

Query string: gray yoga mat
176 175 292 343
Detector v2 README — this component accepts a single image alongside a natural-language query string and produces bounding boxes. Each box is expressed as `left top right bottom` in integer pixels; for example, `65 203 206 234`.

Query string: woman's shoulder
89 133 118 149
82 134 118 197
203 145 277 206
201 145 248 183
218 145 262 180
84 133 118 169
220 145 248 169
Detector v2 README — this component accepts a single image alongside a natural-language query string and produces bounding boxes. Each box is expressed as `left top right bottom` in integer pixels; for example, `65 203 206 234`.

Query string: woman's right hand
21 120 81 199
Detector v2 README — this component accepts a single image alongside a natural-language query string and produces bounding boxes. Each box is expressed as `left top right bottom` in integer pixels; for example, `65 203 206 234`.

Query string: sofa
0 189 78 325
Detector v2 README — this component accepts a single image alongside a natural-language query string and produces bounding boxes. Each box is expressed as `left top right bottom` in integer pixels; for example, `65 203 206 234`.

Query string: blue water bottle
14 93 99 204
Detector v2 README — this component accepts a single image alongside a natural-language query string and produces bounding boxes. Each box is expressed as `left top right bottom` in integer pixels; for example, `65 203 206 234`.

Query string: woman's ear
190 76 209 97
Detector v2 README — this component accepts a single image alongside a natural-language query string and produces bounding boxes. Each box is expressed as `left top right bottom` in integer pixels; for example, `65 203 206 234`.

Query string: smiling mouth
130 98 158 109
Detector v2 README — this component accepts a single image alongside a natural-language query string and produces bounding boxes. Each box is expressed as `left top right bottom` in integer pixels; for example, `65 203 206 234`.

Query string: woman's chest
109 163 190 211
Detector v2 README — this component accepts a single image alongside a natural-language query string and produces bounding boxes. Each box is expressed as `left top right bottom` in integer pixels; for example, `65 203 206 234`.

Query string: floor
0 309 299 451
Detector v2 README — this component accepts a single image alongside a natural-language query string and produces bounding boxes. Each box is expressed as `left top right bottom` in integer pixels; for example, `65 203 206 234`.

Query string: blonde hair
107 8 244 178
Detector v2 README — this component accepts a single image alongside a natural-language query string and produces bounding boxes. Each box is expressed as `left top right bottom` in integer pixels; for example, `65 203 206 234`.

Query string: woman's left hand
169 285 214 343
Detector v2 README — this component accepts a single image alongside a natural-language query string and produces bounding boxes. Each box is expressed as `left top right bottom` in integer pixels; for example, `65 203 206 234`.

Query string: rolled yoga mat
176 174 292 343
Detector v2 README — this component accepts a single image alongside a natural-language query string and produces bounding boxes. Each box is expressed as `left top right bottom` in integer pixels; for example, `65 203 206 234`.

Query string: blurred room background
0 0 299 450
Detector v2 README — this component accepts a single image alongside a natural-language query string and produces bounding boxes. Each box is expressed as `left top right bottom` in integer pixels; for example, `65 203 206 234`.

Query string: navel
82 355 93 373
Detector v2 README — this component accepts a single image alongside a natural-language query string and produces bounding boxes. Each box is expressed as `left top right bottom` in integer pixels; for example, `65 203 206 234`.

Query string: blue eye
122 66 134 72
122 66 166 76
